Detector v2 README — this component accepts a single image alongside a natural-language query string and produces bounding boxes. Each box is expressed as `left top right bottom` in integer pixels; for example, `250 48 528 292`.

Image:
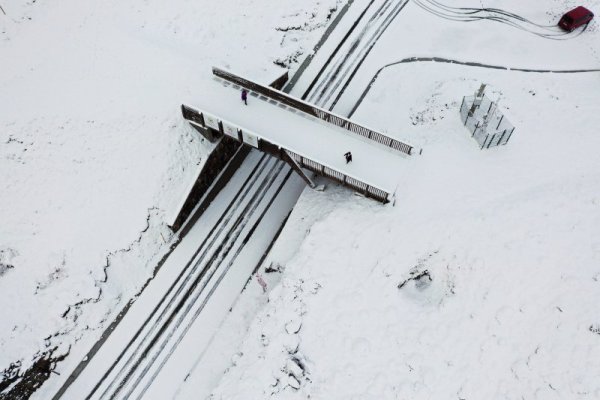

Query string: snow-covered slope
0 0 342 392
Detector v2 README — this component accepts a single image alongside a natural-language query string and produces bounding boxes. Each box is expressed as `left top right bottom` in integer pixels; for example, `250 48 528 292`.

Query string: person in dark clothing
241 89 248 105
344 151 352 164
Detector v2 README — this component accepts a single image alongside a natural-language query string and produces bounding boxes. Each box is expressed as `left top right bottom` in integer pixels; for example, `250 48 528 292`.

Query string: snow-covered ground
3 0 600 398
203 1 600 399
0 0 343 394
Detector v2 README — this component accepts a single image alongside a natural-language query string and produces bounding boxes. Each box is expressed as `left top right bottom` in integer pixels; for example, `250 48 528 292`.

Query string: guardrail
212 67 414 156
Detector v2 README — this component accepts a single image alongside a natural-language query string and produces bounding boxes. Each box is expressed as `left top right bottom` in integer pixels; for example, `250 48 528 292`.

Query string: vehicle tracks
413 0 590 40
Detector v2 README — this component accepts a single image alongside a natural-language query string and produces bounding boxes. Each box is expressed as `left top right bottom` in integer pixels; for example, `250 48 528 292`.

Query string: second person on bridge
241 88 248 106
344 151 352 164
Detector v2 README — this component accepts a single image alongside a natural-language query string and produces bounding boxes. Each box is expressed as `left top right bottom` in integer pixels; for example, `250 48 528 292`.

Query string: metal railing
212 67 414 156
284 149 390 203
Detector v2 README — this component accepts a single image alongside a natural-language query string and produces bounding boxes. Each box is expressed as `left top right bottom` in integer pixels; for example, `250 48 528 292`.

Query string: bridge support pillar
280 150 316 189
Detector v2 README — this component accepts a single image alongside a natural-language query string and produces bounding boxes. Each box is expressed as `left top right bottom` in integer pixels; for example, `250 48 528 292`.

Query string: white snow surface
207 1 600 399
2 0 600 398
0 0 342 385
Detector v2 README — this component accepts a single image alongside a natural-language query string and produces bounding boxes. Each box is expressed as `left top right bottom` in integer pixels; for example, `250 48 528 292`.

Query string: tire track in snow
308 0 411 111
307 0 395 104
300 0 377 100
325 0 410 111
413 0 590 40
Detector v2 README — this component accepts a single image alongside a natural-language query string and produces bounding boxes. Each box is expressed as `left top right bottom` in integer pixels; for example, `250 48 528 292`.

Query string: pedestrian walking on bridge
241 89 248 105
344 151 352 164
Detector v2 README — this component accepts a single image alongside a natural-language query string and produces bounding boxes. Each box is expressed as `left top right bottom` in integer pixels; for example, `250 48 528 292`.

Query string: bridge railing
212 67 415 156
181 103 391 203
283 149 390 203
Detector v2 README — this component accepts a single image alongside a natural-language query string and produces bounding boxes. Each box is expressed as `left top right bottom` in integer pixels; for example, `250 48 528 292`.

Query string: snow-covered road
53 152 305 399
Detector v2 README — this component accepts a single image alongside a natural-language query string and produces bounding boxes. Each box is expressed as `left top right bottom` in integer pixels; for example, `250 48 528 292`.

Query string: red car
558 6 594 31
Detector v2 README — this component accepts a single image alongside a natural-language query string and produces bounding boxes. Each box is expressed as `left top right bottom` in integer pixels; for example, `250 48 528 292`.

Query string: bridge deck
191 77 408 196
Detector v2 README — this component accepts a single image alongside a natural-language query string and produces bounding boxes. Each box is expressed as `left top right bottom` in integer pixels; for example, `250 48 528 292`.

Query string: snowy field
0 0 343 394
202 1 600 399
2 0 600 398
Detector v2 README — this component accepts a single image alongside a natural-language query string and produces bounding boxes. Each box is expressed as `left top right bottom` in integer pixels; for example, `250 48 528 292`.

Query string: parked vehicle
558 6 594 31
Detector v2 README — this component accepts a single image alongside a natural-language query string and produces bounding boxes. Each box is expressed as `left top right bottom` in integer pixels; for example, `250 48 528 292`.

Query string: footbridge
182 67 419 203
